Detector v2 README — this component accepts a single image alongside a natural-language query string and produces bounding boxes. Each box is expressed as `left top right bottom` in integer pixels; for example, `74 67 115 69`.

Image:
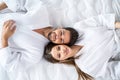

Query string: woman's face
50 45 73 61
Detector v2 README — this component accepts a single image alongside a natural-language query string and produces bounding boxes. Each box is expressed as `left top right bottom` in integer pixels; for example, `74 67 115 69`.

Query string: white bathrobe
0 3 50 79
73 14 120 79
1 0 120 80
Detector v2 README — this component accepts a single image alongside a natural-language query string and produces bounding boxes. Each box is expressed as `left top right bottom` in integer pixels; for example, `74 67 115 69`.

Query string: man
0 18 78 69
33 27 78 46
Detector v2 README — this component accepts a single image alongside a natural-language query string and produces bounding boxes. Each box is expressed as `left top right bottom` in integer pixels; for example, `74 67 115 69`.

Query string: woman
44 42 93 80
44 14 120 80
44 42 120 80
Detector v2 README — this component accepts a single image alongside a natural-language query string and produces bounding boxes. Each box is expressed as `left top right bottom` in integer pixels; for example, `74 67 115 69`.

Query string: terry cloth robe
73 14 120 79
0 2 50 72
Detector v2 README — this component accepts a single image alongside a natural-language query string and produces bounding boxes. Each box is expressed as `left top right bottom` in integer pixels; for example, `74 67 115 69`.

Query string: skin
1 20 16 48
48 29 71 44
47 22 120 44
0 2 7 11
2 20 71 48
0 2 71 44
50 45 82 61
34 28 71 44
2 20 120 48
115 22 120 28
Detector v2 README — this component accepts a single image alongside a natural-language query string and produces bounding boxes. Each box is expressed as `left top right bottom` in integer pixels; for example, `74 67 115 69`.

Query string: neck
43 27 53 38
71 45 83 56
33 26 53 38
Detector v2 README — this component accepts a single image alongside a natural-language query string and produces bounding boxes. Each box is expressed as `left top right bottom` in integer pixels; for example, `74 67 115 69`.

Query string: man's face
48 29 70 44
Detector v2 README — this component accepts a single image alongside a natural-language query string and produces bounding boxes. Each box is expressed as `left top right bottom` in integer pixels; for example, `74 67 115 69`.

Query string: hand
115 22 120 29
0 2 7 11
1 20 16 48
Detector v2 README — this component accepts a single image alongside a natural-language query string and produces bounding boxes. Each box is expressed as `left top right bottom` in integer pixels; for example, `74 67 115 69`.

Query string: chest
9 28 48 50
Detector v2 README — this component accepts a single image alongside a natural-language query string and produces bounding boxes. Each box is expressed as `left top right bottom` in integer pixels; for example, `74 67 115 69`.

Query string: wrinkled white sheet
41 0 120 27
0 0 120 80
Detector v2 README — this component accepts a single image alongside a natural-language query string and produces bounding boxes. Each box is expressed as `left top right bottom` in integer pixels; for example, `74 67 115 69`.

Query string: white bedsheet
0 0 120 80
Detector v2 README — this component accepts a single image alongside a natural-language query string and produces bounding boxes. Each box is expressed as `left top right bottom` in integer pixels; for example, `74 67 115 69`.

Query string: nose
60 49 66 54
56 35 60 39
59 34 64 39
56 34 63 40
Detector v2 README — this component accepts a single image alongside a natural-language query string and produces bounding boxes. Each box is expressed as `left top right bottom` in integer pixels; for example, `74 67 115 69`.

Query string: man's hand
0 2 7 11
1 20 16 48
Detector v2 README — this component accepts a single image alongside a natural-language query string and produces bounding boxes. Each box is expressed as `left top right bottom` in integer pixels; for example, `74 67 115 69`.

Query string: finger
7 21 15 29
3 20 15 28
10 23 16 30
11 25 16 32
3 20 9 28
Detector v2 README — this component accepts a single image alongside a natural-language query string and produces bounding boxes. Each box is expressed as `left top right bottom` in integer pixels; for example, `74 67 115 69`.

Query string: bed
0 0 120 80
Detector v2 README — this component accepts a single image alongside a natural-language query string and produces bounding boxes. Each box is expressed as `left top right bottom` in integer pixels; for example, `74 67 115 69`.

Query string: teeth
55 35 57 39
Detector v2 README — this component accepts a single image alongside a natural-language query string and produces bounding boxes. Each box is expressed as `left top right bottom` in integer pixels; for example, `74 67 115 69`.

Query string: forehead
54 28 64 31
50 46 58 59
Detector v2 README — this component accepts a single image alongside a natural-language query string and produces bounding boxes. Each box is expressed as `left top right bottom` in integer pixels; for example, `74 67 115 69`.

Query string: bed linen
2 0 120 26
0 0 120 80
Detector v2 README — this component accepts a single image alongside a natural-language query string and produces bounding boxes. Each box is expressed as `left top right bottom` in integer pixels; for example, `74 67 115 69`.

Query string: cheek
63 56 69 60
55 40 61 43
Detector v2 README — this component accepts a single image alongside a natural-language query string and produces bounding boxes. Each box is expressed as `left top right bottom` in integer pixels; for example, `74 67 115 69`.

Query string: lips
65 48 69 55
50 32 56 41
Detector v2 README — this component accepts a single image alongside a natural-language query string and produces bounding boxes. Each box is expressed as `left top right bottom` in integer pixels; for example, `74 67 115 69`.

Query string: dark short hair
64 27 78 46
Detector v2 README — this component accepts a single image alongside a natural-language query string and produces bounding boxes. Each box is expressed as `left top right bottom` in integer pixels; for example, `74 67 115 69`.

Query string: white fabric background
0 0 120 80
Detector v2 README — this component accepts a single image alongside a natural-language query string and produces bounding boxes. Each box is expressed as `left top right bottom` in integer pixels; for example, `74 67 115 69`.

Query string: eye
62 30 64 35
57 46 60 51
57 53 61 58
60 31 62 36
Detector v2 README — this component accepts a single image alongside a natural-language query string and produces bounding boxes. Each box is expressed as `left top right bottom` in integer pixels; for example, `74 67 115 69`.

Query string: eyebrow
57 53 60 58
62 39 64 43
61 30 64 43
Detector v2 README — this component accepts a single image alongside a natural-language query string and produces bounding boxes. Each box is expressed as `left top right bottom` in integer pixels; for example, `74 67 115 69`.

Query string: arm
73 14 115 30
0 2 7 11
0 20 41 70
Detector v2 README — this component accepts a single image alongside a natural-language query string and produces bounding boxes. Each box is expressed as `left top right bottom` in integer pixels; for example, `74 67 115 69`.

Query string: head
44 42 93 80
44 42 75 63
48 27 78 46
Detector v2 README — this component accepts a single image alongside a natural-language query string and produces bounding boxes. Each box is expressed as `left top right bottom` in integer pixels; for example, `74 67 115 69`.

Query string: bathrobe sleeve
73 14 115 30
1 0 51 30
0 46 41 71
